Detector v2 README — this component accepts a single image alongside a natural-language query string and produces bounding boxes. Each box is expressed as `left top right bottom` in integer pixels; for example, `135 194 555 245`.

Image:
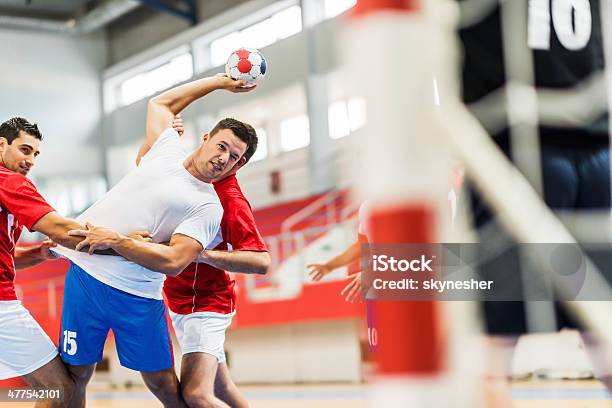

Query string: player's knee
142 374 183 406
43 375 76 407
145 377 172 394
39 369 76 403
182 387 216 408
214 380 234 400
68 365 95 387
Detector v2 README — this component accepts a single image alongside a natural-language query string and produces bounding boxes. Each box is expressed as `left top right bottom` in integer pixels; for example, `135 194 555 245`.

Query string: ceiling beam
0 0 141 34
137 0 197 26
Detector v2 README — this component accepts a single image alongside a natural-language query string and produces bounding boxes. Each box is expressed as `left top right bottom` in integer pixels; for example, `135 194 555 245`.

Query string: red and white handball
225 48 267 88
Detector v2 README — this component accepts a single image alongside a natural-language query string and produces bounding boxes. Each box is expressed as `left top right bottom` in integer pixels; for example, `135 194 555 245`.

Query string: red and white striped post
342 0 476 405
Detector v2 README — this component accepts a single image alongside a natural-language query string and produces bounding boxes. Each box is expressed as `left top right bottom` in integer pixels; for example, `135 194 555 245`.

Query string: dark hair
210 118 258 162
0 117 43 144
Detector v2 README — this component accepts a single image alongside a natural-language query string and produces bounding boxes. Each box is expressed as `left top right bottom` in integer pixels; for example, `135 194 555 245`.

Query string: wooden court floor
2 380 612 407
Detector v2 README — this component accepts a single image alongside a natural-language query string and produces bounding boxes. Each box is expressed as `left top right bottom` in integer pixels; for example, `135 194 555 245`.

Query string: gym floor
3 380 612 407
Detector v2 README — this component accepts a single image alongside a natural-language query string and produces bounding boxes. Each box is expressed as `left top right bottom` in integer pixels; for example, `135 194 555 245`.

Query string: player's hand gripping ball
225 48 267 88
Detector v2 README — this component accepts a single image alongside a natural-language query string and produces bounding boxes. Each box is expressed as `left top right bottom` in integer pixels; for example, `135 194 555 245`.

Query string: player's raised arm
138 74 254 164
135 114 184 166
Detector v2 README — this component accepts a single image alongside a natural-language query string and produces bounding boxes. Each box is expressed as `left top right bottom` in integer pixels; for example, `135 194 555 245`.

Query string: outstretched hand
215 73 257 93
69 222 122 254
307 263 332 281
340 272 363 303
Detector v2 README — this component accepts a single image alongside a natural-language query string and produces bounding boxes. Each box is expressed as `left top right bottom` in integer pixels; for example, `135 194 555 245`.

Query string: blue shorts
60 262 174 372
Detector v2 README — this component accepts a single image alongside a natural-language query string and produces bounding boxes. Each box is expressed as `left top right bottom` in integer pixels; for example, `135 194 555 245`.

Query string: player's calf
214 363 249 408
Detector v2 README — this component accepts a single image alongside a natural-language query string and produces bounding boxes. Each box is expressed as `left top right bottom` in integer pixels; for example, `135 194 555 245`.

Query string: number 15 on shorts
63 330 77 355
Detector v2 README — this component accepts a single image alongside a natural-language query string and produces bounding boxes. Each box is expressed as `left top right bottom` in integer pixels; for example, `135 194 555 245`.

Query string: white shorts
0 301 58 379
169 311 234 363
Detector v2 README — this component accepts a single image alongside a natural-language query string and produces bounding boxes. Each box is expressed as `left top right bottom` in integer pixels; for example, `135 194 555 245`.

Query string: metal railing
279 191 344 262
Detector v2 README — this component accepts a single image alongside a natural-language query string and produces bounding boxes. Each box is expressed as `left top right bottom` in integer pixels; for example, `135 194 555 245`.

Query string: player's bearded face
0 133 40 176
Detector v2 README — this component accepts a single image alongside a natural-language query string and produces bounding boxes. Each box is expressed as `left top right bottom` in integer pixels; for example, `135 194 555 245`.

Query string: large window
20 176 108 243
250 128 268 162
104 47 194 112
104 2 306 113
38 176 107 217
120 53 193 107
208 5 302 68
280 114 310 152
324 0 357 19
328 97 366 139
216 83 306 158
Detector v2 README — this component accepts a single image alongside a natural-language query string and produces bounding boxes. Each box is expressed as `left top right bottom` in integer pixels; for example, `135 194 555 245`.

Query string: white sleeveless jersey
53 128 223 299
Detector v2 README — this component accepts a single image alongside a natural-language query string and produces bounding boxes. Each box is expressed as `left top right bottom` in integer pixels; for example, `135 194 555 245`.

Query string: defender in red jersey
161 119 269 408
0 117 101 406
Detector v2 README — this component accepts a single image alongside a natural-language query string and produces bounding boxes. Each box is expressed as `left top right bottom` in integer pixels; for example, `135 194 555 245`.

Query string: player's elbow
164 261 186 277
157 258 187 277
162 266 182 277
254 252 271 275
148 96 163 109
148 94 174 113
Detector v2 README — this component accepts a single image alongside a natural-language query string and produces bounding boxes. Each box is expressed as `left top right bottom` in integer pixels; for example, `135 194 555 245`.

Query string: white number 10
528 0 592 51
